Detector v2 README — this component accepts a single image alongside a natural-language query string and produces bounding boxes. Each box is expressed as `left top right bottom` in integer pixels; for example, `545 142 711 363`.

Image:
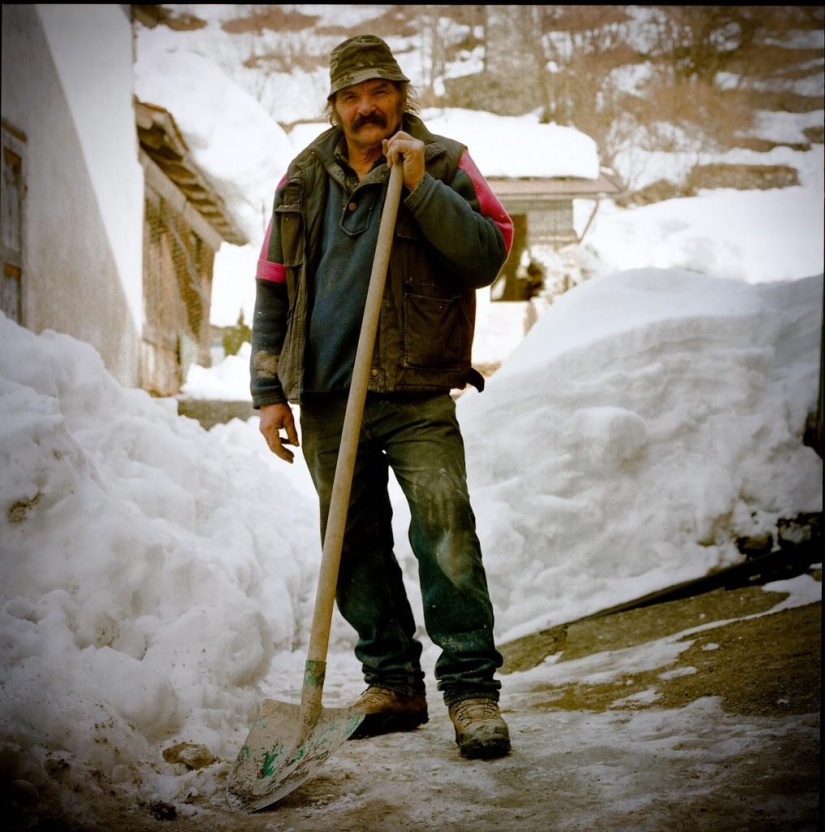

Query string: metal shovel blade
226 695 364 812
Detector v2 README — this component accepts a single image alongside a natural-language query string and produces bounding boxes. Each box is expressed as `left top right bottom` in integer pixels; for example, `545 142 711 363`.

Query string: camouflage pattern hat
328 34 410 98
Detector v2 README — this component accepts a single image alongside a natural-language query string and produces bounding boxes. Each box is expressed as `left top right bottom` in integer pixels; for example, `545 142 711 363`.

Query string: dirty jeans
299 392 503 706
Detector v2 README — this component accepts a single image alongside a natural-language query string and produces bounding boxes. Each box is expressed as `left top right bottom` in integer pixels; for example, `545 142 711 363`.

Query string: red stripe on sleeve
458 151 514 256
257 259 286 283
255 218 287 283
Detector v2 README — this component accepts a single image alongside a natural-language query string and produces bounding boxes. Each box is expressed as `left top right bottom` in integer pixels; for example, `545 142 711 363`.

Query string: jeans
300 392 503 705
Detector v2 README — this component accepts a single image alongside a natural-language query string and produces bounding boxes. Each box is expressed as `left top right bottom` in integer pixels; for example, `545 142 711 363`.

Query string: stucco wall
1 4 144 387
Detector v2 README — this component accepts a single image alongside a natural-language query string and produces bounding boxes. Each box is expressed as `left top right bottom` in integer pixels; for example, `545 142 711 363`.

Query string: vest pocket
403 292 463 369
276 183 304 266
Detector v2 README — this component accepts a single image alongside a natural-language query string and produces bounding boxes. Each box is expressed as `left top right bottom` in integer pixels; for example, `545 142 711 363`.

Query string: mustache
351 113 387 130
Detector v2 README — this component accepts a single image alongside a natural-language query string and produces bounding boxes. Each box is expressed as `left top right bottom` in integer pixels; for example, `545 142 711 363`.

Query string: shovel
226 163 405 812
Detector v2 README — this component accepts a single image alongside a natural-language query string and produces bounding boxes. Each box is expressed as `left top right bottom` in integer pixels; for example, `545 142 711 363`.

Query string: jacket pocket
403 292 463 369
339 186 380 237
275 181 304 267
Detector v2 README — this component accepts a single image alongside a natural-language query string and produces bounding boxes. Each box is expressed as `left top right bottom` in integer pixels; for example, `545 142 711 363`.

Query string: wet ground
6 555 820 832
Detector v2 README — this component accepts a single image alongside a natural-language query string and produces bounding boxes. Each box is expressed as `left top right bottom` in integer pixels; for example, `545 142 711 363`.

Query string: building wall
141 181 216 396
1 4 144 387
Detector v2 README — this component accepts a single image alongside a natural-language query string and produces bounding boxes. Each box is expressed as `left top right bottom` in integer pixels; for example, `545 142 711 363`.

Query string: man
250 34 513 760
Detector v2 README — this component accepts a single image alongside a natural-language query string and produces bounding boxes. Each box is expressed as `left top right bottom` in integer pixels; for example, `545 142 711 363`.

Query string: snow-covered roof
421 108 601 179
288 108 602 181
136 100 248 246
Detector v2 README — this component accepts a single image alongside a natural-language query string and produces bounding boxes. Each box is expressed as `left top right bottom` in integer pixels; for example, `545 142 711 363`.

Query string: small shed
421 109 625 302
136 99 248 396
487 169 624 301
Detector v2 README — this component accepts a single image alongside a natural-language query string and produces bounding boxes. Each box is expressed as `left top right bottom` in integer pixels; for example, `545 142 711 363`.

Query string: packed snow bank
456 269 823 641
0 269 821 804
0 317 319 780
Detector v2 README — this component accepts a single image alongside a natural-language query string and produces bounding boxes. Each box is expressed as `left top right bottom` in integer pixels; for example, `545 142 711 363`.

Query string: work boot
349 685 428 739
448 697 511 759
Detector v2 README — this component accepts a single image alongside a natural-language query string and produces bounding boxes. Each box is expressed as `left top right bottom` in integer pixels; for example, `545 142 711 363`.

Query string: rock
162 742 216 770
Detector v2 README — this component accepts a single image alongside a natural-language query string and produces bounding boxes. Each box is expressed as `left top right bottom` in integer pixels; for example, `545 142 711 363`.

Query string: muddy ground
5 565 821 832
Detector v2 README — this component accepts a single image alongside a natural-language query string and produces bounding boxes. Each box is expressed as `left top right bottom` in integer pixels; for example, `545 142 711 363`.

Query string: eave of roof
488 169 625 201
135 99 248 246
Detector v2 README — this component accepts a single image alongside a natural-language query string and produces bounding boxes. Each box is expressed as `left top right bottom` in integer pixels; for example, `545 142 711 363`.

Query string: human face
333 79 404 154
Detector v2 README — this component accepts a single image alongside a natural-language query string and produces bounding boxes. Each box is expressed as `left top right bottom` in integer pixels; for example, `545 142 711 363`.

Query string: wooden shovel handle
305 163 404 674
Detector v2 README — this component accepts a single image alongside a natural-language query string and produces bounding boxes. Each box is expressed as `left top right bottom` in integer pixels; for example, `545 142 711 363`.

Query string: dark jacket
250 113 513 407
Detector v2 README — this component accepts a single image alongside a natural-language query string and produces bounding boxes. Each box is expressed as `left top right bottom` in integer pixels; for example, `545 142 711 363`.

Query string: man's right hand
259 402 300 463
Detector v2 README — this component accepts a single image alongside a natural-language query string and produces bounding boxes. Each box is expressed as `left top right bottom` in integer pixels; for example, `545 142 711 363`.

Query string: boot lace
357 686 396 709
450 698 501 726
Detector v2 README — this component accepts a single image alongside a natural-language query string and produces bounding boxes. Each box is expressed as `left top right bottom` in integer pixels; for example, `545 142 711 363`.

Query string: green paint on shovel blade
227 700 364 812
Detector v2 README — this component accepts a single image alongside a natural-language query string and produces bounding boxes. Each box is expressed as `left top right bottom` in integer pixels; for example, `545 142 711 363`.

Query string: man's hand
383 131 425 193
259 402 300 463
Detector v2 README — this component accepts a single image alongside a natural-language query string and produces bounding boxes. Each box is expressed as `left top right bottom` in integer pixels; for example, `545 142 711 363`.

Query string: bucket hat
328 34 410 98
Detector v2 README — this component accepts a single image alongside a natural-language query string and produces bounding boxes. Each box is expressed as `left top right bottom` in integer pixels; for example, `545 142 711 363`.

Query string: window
1 121 26 324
